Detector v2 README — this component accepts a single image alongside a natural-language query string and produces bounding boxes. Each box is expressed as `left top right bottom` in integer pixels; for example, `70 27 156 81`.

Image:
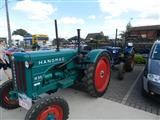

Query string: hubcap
100 70 105 78
94 57 110 92
37 105 63 120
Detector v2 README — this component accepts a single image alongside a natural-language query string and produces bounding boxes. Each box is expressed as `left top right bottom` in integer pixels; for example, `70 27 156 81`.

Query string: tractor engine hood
13 49 77 68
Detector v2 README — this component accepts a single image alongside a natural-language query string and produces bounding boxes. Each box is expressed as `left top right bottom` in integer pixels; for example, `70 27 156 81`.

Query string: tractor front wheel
25 96 69 120
125 55 134 72
117 62 125 80
0 80 19 109
83 52 111 97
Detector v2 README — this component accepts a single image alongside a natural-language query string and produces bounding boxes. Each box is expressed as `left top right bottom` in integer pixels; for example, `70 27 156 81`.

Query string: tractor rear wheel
0 80 19 109
83 52 111 97
25 96 69 120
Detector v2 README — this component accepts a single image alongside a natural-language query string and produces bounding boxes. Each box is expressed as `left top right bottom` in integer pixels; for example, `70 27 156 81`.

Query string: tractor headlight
128 42 133 47
147 73 160 83
112 50 116 53
11 56 15 61
25 61 30 68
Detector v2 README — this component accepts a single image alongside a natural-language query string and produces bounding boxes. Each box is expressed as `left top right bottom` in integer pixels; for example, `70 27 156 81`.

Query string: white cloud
13 0 56 20
0 21 7 28
0 20 16 38
99 0 160 19
101 17 160 38
59 17 85 25
104 16 113 20
132 18 160 26
99 0 160 38
99 18 127 38
88 15 96 20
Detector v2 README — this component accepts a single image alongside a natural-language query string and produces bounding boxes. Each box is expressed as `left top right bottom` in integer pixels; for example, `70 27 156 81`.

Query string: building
24 34 49 46
85 32 111 48
52 38 69 47
126 25 160 42
12 35 24 46
85 32 104 42
126 25 160 53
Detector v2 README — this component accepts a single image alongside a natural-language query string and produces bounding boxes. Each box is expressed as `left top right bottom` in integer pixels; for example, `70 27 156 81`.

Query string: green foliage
119 31 126 39
126 22 132 31
12 29 31 37
67 36 85 42
134 54 147 64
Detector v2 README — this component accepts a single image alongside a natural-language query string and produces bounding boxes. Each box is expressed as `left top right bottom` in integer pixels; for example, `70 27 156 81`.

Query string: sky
0 0 160 40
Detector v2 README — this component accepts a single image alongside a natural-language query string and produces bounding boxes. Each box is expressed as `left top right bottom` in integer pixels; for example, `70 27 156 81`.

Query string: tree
104 35 109 40
95 34 104 40
126 18 132 31
119 31 126 39
126 22 132 31
68 36 85 43
12 29 31 37
119 19 132 39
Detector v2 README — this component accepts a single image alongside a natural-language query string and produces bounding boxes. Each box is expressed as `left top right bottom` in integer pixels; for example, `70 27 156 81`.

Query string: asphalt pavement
103 65 143 103
0 66 160 120
103 65 160 116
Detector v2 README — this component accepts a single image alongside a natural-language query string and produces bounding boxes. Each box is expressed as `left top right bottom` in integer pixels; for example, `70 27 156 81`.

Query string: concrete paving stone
0 89 159 120
158 109 160 115
151 107 158 115
130 103 136 108
135 104 141 109
146 106 152 113
125 102 130 106
140 106 146 111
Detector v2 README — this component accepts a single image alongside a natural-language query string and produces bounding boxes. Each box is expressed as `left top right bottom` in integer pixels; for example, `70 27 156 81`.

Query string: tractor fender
85 49 110 63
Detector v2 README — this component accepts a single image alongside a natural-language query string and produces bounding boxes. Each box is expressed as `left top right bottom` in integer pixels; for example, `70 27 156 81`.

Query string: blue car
142 40 160 96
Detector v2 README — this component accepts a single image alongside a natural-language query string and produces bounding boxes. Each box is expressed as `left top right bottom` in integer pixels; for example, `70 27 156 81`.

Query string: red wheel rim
94 57 110 92
2 86 18 105
37 105 63 120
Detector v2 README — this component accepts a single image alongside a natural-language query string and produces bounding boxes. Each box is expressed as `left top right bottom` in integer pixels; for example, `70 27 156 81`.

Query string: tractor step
58 79 74 88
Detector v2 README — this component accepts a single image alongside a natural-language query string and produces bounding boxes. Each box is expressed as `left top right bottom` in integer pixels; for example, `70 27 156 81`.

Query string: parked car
3 47 25 68
39 46 51 50
142 40 160 96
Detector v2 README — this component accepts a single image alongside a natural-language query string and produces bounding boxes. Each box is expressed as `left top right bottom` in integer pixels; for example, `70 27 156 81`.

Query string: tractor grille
12 61 26 92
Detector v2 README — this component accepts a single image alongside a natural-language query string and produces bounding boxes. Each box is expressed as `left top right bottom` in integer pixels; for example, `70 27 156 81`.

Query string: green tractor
0 20 111 120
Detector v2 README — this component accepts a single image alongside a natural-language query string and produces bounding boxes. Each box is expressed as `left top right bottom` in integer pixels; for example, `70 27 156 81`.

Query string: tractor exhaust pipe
55 19 60 51
77 29 81 54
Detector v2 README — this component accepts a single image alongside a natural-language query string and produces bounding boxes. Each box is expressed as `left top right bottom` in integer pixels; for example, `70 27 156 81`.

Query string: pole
54 19 59 51
5 0 12 47
77 29 81 54
115 29 118 47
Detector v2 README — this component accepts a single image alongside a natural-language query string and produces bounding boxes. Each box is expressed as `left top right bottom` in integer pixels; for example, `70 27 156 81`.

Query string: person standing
0 40 11 81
